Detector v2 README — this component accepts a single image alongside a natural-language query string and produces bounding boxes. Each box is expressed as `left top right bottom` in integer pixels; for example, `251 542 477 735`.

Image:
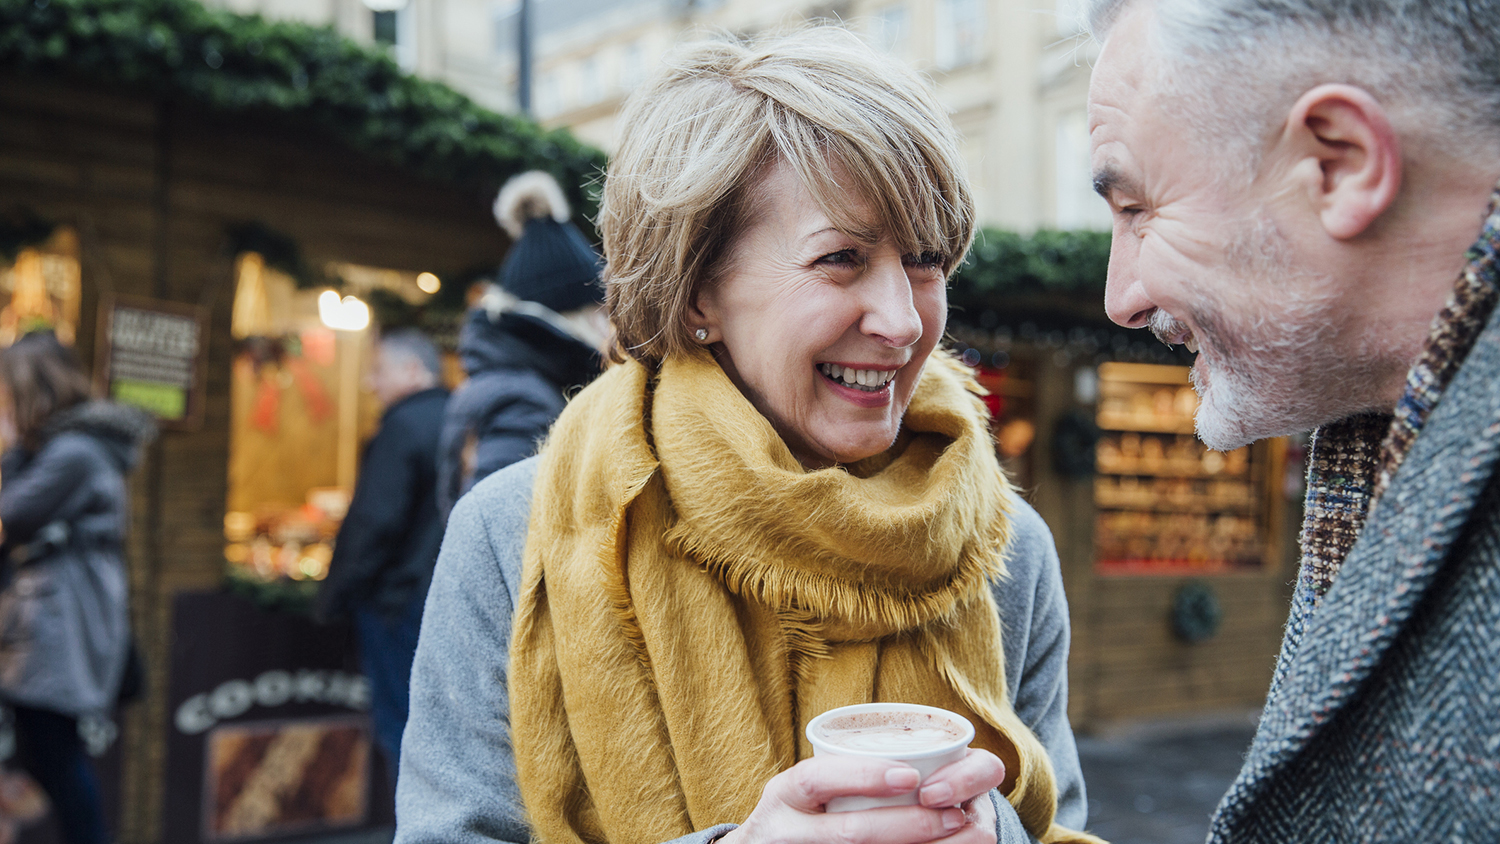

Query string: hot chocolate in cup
805 703 975 812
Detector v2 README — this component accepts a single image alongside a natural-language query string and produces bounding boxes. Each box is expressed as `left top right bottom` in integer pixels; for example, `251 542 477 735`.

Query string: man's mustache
1148 309 1191 346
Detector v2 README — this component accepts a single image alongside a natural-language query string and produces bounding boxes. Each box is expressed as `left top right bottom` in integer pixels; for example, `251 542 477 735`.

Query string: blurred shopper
316 328 447 773
0 766 49 844
0 331 155 844
1087 1 1500 840
435 170 606 517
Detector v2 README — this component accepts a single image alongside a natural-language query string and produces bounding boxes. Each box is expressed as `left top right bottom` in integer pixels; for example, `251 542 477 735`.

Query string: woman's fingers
917 749 1006 809
725 756 989 844
772 756 920 810
807 804 972 844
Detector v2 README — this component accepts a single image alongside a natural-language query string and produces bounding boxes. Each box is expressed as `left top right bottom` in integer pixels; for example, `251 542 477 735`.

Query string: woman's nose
860 260 923 348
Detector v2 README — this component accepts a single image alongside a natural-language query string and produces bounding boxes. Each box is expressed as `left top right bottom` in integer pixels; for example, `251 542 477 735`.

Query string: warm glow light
416 272 441 294
318 290 371 331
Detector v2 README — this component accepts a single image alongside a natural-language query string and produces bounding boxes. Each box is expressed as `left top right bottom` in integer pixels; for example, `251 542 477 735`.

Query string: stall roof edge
0 0 607 214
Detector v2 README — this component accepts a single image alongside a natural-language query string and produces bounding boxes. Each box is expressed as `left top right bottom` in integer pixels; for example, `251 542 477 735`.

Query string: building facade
204 0 1111 232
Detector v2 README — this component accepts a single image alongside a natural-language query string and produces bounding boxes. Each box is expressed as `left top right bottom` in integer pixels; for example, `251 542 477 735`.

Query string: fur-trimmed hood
39 400 157 471
457 303 599 394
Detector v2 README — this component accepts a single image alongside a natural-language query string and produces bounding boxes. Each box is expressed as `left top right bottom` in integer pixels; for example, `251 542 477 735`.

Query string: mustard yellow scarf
511 350 1102 844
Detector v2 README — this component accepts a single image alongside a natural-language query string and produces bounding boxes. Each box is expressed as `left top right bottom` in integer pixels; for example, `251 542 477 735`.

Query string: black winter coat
316 387 448 622
436 307 598 518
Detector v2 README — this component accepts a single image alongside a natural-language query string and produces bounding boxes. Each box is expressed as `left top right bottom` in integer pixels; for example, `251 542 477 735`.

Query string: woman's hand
718 749 1005 844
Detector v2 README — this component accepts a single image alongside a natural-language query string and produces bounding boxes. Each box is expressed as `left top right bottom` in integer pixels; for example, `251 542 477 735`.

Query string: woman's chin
795 426 901 468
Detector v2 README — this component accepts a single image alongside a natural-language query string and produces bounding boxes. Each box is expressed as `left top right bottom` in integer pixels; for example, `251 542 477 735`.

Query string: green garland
0 0 606 215
951 228 1111 300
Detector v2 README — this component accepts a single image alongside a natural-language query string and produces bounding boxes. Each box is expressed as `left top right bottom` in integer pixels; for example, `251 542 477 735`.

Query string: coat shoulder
1000 498 1059 588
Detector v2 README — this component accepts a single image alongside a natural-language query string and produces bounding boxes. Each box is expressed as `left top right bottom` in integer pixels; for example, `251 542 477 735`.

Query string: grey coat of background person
396 457 1091 844
1208 293 1500 840
0 402 152 716
435 307 599 519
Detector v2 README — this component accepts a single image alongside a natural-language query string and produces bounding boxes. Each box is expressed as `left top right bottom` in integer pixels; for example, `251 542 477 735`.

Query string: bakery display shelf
1096 464 1250 479
1095 500 1259 515
1096 417 1198 435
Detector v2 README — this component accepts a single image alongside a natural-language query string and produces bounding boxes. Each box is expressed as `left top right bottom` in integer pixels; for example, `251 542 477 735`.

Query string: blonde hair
600 26 976 364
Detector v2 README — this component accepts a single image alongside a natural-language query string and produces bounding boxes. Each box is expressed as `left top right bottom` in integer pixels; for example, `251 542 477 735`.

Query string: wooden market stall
0 3 603 842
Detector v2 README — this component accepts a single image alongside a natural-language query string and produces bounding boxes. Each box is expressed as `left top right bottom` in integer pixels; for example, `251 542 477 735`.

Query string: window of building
620 40 646 91
1053 108 1112 230
535 68 561 119
579 55 601 106
935 0 986 69
366 0 416 71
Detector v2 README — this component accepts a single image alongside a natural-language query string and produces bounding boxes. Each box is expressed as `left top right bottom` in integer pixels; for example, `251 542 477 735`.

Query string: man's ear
1279 84 1402 240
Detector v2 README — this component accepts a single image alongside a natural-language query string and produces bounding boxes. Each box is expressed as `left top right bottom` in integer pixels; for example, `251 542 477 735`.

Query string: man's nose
1103 235 1155 329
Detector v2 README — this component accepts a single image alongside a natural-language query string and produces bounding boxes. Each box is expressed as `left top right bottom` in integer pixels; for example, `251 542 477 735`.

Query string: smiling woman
396 26 1104 844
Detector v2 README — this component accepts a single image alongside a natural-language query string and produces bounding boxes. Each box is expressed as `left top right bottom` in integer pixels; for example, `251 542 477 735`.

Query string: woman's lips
816 362 897 407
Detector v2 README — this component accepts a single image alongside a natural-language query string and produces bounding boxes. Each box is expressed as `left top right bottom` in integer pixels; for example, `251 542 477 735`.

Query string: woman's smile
816 362 903 407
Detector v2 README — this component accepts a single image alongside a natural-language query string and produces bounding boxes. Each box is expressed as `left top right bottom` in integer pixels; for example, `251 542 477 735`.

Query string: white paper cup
805 702 975 812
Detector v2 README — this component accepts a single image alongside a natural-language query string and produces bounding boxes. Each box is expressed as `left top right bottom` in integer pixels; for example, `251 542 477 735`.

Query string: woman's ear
687 286 720 344
1277 83 1403 240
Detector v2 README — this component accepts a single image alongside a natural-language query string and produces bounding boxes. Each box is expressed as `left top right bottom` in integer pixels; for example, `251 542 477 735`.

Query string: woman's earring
695 328 709 342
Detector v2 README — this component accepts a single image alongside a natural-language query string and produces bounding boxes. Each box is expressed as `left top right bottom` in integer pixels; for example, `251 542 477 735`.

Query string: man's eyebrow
1092 165 1140 201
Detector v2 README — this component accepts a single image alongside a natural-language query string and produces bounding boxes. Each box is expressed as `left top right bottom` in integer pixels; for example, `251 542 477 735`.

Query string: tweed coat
1207 262 1500 837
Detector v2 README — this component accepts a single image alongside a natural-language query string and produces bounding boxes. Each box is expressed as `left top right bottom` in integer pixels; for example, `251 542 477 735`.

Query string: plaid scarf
1276 180 1500 685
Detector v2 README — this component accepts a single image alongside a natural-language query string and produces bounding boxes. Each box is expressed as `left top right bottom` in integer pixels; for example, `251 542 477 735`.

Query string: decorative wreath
1051 409 1101 478
1171 580 1223 644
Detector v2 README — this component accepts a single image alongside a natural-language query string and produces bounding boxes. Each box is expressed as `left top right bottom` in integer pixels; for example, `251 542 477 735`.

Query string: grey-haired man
1087 1 1500 841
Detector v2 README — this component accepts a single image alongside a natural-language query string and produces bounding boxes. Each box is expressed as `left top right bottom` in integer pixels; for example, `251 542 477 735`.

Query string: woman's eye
905 251 946 269
818 249 860 266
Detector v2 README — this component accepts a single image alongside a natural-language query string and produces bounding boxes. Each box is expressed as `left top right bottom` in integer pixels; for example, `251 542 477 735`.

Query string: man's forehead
1087 0 1157 135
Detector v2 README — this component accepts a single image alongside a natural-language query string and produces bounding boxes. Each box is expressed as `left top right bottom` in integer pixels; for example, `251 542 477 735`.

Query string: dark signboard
163 592 392 844
94 295 209 431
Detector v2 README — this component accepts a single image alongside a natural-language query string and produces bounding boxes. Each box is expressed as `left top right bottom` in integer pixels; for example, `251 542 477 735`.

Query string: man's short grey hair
379 327 442 379
1088 0 1500 179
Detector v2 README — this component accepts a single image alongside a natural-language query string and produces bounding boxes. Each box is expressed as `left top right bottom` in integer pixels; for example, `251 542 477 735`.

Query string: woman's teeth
818 363 897 391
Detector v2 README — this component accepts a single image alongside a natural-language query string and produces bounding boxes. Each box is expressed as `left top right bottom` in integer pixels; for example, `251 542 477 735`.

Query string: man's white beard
1148 217 1372 451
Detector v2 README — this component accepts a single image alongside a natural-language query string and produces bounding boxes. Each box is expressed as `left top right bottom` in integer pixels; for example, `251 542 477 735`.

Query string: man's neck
1357 165 1500 408
383 380 438 410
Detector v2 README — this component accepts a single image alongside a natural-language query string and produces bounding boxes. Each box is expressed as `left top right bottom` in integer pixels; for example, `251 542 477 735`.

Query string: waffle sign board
95 295 208 430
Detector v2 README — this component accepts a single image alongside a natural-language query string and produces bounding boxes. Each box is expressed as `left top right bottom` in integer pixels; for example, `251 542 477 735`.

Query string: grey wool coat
1207 288 1500 838
0 401 153 716
396 457 1092 844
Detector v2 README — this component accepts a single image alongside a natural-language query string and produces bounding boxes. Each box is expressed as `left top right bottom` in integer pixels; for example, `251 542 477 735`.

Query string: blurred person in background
435 169 607 519
0 330 155 844
398 28 1101 844
1087 0 1500 840
316 328 448 777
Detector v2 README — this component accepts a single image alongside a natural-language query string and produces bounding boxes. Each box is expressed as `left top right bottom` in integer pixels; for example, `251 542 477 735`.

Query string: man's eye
905 251 946 268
